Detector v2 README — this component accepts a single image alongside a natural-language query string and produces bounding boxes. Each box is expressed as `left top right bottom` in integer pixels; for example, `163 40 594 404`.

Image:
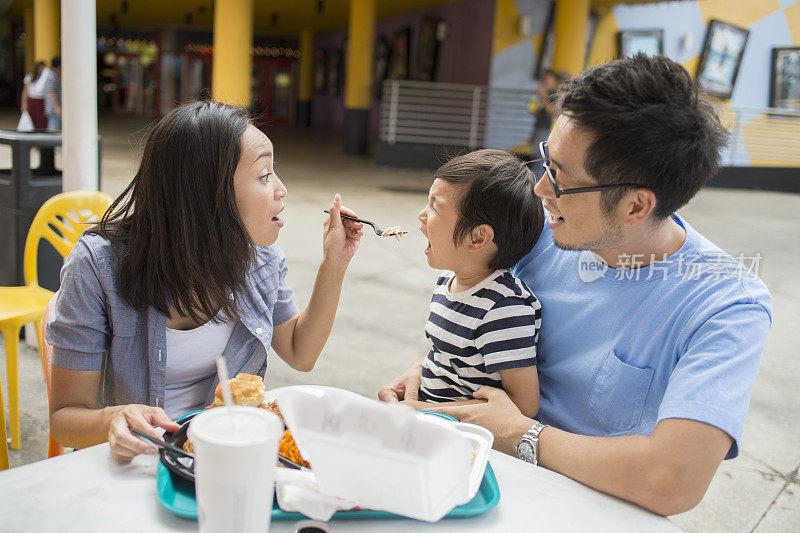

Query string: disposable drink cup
188 406 284 533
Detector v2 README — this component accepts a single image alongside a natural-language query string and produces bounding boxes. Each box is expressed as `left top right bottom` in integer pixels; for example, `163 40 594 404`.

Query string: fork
132 428 194 459
323 210 408 236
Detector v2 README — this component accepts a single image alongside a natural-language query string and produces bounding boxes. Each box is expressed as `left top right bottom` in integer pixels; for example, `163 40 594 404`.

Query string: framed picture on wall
414 17 442 81
695 20 749 100
618 29 664 58
388 27 412 80
770 47 800 110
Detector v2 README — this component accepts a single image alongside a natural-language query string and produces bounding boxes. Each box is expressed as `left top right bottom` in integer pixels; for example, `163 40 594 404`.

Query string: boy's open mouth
425 240 432 254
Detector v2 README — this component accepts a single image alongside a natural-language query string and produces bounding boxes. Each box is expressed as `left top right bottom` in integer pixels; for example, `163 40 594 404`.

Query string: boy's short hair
434 149 543 270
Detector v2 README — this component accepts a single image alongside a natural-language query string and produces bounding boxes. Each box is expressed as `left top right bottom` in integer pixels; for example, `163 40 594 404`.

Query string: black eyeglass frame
538 141 641 198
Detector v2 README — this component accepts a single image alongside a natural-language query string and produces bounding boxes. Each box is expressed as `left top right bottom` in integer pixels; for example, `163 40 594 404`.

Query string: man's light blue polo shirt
512 213 772 459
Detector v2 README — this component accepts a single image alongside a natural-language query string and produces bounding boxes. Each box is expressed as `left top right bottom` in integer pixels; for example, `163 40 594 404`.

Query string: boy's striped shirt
420 269 541 402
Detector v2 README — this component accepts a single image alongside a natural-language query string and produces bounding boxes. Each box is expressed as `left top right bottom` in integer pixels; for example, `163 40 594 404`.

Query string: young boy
414 149 544 418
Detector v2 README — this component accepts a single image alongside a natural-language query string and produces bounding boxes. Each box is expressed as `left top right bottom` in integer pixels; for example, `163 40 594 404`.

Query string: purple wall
312 0 495 137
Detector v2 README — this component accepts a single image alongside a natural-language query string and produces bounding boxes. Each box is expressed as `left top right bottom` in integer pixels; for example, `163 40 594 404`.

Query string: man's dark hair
91 101 254 324
555 53 729 219
51 56 61 68
434 149 543 270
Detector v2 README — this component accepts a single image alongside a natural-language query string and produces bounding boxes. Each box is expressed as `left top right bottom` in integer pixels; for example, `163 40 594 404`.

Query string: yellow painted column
24 4 35 74
33 0 60 65
552 0 591 76
585 7 618 68
297 27 314 126
211 0 253 106
344 0 376 154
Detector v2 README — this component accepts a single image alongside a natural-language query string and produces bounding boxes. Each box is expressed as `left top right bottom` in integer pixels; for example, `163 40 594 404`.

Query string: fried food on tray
259 400 285 424
180 374 308 467
279 429 310 468
207 373 266 408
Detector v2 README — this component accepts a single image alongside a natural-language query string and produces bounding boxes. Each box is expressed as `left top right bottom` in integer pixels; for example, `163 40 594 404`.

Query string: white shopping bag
17 111 34 132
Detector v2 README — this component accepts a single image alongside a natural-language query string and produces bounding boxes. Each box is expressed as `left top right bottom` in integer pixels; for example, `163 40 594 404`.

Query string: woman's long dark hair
91 101 254 323
31 61 45 83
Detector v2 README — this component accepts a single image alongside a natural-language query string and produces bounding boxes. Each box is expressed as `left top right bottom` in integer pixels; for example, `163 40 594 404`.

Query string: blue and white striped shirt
420 270 541 402
44 71 60 117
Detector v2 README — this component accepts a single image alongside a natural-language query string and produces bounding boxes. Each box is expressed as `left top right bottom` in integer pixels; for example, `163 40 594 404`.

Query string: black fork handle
323 210 373 226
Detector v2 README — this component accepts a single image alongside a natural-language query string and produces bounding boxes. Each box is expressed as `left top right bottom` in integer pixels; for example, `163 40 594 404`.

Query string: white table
0 444 678 532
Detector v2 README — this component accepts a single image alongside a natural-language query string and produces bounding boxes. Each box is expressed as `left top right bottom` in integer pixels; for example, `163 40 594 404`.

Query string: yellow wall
492 0 528 55
552 0 591 75
585 7 617 68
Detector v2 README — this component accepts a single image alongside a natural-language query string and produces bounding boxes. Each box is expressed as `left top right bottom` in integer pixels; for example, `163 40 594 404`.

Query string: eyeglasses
538 141 641 198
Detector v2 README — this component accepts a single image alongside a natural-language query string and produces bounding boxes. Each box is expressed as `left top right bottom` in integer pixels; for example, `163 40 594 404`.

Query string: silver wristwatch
516 421 547 465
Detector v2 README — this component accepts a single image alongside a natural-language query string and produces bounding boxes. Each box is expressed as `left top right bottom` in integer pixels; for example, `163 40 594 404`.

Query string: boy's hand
399 399 430 410
322 194 363 268
379 359 423 402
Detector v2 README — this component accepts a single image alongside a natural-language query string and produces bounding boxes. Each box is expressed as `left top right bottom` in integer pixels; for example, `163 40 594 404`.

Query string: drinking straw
215 357 234 407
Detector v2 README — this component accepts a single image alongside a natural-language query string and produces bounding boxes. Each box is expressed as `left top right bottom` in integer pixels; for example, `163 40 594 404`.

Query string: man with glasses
380 54 772 515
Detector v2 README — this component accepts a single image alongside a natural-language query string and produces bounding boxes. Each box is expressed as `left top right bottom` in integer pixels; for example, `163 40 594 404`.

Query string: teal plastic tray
156 411 500 521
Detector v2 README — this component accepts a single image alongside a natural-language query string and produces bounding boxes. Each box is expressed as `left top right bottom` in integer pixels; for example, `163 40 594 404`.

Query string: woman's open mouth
271 210 284 228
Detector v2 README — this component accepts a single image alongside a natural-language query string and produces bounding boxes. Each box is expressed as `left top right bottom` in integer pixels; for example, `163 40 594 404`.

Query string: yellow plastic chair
0 367 7 469
40 293 65 459
0 190 112 459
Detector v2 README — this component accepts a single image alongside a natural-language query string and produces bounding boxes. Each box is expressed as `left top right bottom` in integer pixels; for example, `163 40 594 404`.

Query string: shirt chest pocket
588 350 654 432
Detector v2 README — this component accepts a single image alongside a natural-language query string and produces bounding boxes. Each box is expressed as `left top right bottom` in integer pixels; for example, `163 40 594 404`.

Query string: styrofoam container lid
272 386 493 522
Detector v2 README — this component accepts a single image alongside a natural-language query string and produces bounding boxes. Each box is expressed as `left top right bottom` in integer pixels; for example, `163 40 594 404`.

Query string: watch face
517 440 536 463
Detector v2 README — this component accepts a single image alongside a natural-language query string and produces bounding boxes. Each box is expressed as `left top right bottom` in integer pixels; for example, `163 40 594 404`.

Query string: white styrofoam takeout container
272 385 493 522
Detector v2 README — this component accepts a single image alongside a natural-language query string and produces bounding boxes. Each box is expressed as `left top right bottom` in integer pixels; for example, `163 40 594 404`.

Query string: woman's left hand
323 194 363 267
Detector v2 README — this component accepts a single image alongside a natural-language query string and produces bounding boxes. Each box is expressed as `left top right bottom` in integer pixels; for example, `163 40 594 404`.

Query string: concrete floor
1 112 798 531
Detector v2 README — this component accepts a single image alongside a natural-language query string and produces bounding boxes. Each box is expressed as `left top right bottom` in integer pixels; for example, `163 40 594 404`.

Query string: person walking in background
511 69 570 162
20 61 50 130
529 69 570 147
45 56 62 130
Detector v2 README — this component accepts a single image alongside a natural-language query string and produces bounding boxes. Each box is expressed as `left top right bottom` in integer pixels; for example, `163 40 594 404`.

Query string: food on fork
381 226 406 241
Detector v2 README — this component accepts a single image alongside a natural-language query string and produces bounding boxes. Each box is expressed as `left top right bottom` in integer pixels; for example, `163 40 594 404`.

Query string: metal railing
379 80 534 151
379 80 800 168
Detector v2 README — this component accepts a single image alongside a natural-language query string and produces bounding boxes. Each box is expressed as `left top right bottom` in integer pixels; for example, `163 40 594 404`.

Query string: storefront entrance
110 52 157 116
252 58 295 125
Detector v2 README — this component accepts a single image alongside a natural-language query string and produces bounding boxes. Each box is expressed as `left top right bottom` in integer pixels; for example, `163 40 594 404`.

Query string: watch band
516 421 547 465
